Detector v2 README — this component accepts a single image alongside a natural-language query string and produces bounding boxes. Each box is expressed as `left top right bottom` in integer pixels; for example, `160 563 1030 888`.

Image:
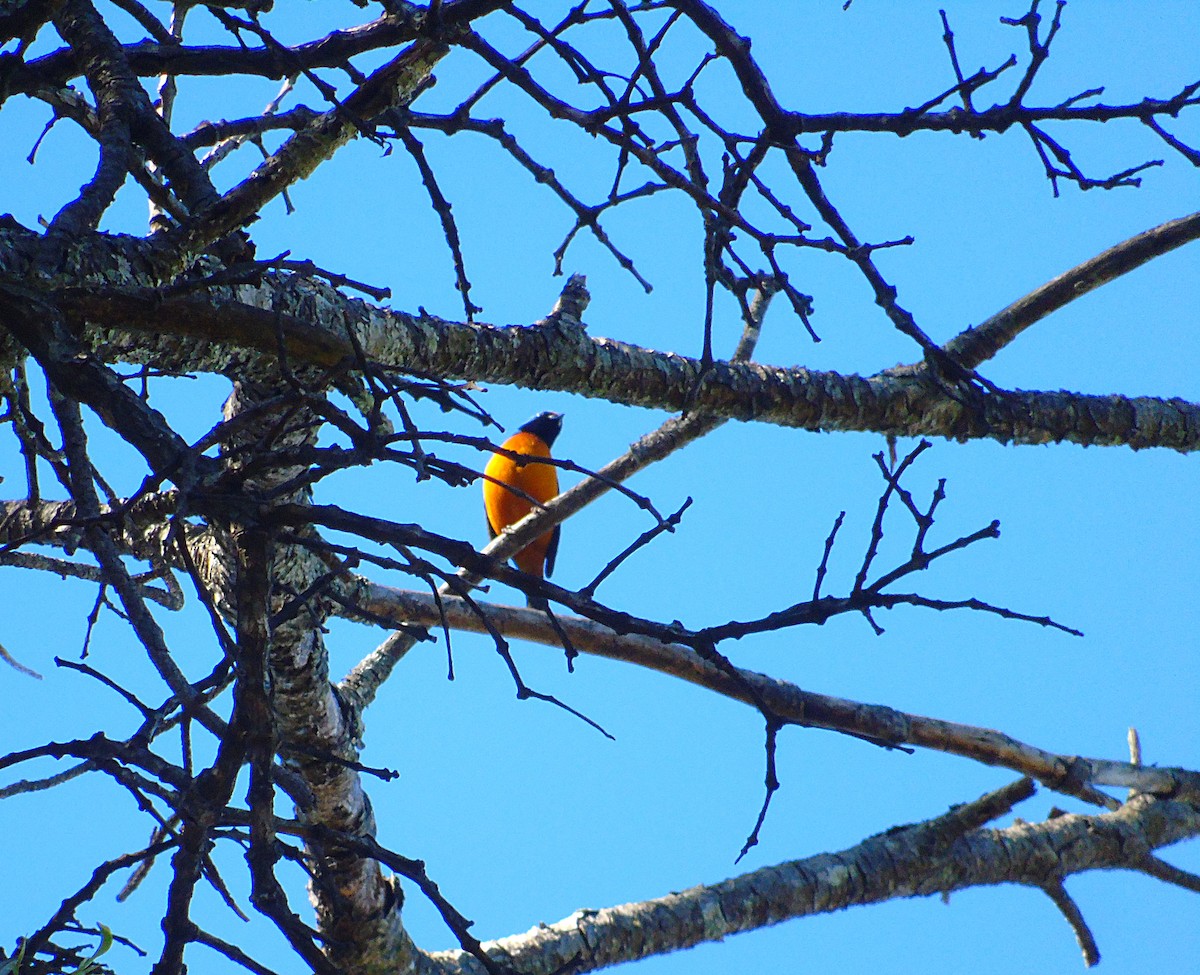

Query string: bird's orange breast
483 430 560 578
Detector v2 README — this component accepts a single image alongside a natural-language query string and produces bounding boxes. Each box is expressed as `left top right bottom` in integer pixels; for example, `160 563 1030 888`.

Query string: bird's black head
518 411 564 447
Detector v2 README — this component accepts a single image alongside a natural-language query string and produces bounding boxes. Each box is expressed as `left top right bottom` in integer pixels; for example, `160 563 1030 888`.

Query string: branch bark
5 224 1197 453
423 788 1200 975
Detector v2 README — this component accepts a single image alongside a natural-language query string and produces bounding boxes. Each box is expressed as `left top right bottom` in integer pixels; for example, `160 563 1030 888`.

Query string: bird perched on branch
483 411 563 606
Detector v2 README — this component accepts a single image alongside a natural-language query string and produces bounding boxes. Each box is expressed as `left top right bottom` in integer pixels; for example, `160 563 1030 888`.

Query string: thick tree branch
4 226 1195 452
215 376 424 974
101 291 1200 452
10 270 1189 452
423 789 1200 975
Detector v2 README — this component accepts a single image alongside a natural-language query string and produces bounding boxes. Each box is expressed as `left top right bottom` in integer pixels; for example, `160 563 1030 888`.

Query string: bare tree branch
350 583 1197 805
424 788 1199 975
934 210 1200 371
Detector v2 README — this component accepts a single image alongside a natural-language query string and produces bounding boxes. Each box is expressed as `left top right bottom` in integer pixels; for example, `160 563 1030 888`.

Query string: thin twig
1039 879 1101 967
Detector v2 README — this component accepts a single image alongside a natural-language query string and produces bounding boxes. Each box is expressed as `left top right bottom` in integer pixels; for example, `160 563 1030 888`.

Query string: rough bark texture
3 225 1195 452
425 793 1198 975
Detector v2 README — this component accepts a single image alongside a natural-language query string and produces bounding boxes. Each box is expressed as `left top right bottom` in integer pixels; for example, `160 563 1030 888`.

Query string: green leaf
0 939 27 975
74 926 112 975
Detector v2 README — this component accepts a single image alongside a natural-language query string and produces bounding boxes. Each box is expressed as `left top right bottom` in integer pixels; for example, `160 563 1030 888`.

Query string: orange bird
483 412 563 602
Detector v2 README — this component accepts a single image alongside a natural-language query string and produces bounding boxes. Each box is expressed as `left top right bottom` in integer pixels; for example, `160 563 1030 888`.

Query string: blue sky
1 3 1198 974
